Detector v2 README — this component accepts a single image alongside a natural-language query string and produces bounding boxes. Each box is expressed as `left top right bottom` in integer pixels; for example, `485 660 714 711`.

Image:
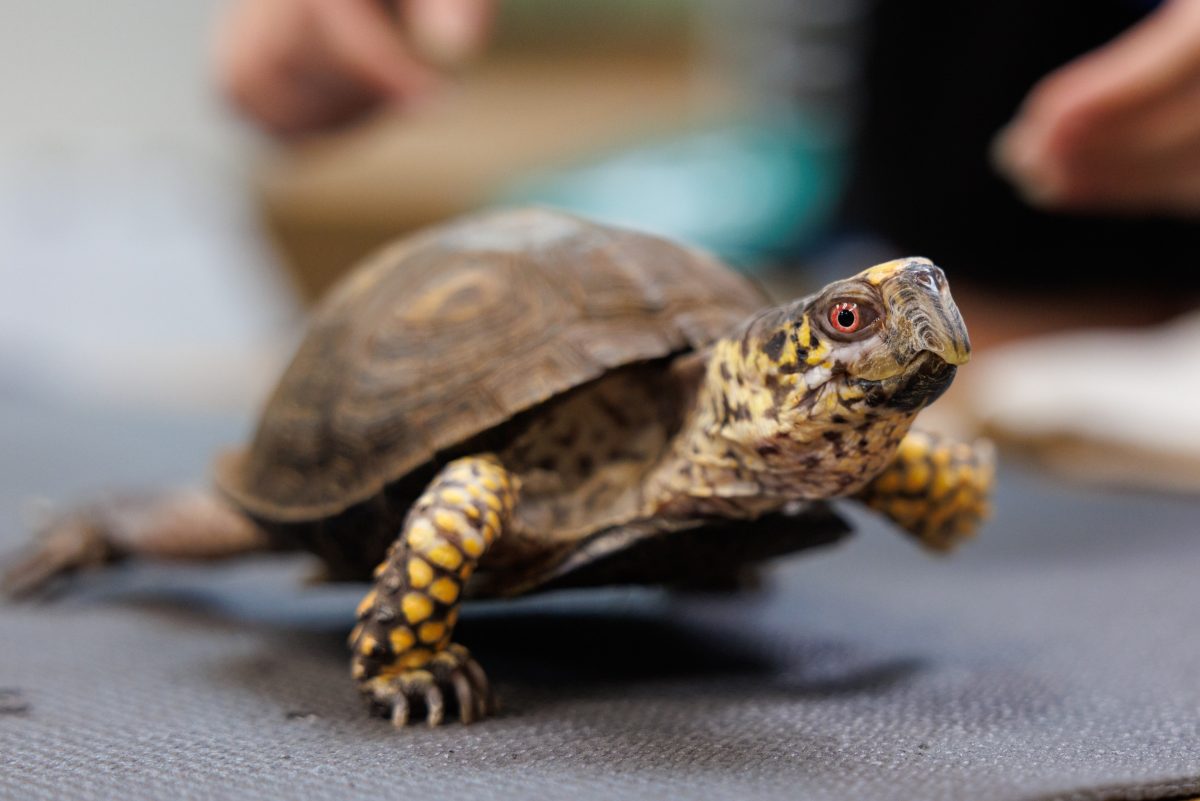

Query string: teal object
495 111 844 271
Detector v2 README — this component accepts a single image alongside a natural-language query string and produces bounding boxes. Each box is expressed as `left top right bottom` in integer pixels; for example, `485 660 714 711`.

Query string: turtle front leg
856 430 996 551
350 454 517 727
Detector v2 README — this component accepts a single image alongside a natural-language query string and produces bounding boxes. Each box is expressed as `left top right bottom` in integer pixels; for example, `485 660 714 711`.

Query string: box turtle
3 208 993 726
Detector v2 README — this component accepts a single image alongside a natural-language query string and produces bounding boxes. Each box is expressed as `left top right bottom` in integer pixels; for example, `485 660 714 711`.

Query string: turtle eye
830 302 862 333
825 300 879 336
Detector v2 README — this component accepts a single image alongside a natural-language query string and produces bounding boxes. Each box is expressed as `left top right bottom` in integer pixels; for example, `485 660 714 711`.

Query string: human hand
215 0 495 138
993 0 1200 216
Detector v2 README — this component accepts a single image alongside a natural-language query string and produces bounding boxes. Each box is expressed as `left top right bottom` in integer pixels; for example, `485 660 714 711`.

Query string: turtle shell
216 207 767 524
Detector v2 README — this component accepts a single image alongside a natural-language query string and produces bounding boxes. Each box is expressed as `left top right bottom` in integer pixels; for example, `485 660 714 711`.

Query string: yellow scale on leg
856 430 996 552
348 454 518 726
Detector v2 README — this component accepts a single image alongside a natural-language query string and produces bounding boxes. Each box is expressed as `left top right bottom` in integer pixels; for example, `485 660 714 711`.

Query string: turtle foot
359 644 496 727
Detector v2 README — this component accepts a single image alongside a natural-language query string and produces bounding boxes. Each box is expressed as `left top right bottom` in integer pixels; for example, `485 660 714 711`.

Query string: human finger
403 0 497 67
315 0 441 101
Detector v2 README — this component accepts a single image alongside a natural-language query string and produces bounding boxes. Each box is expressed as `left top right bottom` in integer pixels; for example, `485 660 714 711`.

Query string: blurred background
1 0 1198 492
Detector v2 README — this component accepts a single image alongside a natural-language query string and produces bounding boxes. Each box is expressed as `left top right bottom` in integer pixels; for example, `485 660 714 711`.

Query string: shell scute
215 208 766 523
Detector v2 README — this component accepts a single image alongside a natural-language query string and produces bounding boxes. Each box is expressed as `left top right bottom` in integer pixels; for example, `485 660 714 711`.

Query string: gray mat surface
1 393 1198 801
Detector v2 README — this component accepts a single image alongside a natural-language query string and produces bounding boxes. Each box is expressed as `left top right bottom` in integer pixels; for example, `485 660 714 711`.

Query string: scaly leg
856 430 995 551
2 490 273 599
350 454 518 727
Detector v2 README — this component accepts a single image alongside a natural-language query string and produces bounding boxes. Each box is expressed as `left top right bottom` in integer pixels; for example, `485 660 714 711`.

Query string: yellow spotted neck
643 313 918 520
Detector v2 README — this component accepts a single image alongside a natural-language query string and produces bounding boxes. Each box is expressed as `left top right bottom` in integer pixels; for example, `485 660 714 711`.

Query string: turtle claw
389 694 411 727
450 670 477 724
361 645 495 727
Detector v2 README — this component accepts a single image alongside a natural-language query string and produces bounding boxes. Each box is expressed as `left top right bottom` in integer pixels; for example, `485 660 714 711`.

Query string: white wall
0 0 300 412
1 0 237 152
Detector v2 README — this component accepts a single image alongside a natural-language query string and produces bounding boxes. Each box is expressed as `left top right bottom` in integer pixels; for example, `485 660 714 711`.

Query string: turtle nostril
915 270 938 293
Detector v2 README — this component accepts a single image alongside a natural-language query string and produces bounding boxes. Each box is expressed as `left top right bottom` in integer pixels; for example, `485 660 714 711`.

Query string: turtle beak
881 261 971 367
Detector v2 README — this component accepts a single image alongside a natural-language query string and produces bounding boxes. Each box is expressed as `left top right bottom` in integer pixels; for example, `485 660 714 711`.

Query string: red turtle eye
829 302 861 333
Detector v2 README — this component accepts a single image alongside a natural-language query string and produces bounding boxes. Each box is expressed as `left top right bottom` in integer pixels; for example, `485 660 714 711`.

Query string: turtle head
802 257 970 413
654 257 972 512
738 257 970 422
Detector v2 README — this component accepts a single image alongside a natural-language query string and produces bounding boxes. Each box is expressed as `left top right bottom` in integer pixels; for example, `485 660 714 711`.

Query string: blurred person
840 0 1200 343
216 0 1200 336
215 0 495 137
849 0 1200 220
994 0 1200 217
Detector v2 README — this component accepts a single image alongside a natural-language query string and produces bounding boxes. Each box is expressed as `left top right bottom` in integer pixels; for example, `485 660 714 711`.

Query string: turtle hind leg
1 489 273 599
351 454 517 727
856 430 996 551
